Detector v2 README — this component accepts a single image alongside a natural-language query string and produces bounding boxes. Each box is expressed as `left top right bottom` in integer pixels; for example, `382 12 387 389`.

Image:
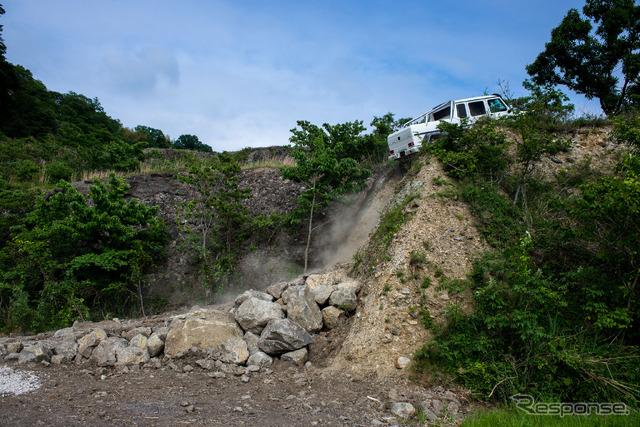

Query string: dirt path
0 360 466 426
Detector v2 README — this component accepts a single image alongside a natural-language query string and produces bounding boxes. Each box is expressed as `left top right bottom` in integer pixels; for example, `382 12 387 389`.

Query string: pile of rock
0 272 360 373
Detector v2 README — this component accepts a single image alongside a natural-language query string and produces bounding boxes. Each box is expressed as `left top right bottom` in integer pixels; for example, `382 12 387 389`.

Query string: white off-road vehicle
387 94 512 160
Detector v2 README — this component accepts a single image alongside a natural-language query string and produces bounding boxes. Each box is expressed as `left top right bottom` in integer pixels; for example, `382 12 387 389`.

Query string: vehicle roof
402 94 506 127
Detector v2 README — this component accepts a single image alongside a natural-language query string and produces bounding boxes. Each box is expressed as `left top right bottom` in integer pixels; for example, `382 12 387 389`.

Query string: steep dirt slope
332 158 488 377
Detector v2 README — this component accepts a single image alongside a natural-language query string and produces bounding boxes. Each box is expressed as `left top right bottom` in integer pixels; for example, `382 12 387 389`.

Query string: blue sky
2 0 600 151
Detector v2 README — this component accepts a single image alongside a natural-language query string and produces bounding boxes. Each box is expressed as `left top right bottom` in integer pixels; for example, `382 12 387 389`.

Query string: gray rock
234 290 273 309
53 327 76 340
123 326 152 341
246 351 273 368
431 398 444 415
258 318 312 355
6 342 23 354
164 309 244 357
337 280 362 294
195 359 217 370
0 344 6 357
443 390 458 401
266 282 289 299
129 334 148 350
116 346 150 365
51 354 65 365
234 297 284 334
53 338 79 361
312 285 334 305
90 337 128 366
18 343 53 364
281 348 308 366
328 287 358 312
390 402 415 420
305 271 347 289
244 331 260 355
447 400 461 415
77 328 108 358
395 356 411 369
4 353 19 362
283 285 323 333
218 338 249 365
147 333 165 357
423 407 438 422
152 326 169 341
322 306 346 330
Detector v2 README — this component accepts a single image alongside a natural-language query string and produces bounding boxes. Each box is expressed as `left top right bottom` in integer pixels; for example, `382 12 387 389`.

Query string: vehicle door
487 97 510 118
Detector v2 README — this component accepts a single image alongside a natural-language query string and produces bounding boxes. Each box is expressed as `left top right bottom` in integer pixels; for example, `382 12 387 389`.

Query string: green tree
281 121 371 273
526 0 640 115
135 125 170 148
0 3 6 59
176 156 251 299
0 175 167 331
173 134 212 152
506 82 574 214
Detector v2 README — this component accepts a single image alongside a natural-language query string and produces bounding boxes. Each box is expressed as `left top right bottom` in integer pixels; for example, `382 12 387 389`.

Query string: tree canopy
526 0 640 115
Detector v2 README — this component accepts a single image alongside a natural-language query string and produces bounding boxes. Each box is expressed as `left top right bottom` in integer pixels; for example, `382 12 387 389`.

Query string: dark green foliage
0 175 168 331
173 134 212 152
526 0 640 115
134 125 171 148
281 120 371 272
428 119 511 181
176 155 251 299
415 84 640 406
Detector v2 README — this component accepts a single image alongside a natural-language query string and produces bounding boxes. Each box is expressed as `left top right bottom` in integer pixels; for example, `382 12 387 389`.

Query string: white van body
387 94 512 161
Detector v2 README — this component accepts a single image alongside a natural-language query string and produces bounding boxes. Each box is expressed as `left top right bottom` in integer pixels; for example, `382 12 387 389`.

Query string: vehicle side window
488 98 507 113
432 106 451 121
456 104 467 118
469 101 486 116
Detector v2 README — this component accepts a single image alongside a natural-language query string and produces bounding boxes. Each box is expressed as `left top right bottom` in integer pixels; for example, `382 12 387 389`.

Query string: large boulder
337 280 362 295
282 285 323 333
116 346 150 365
129 334 148 350
18 342 53 364
53 338 79 362
234 290 273 309
322 306 346 330
246 351 273 368
53 327 76 340
90 337 128 367
265 282 289 299
281 348 308 366
312 285 334 305
164 309 243 358
217 338 249 365
123 326 152 342
147 333 165 358
244 331 260 355
234 297 284 334
328 287 358 312
77 328 108 358
258 318 312 356
305 270 348 290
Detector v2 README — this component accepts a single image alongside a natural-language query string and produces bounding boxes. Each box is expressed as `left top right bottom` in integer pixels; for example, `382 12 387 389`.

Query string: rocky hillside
0 126 624 425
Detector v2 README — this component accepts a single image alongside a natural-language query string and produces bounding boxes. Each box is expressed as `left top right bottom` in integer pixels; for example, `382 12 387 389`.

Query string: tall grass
8 150 298 188
462 406 638 427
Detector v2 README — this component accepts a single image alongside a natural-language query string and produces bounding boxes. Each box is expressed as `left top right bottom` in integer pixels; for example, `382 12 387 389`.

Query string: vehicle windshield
488 98 508 113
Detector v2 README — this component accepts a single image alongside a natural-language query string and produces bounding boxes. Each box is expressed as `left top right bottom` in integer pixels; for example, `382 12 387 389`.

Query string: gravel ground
0 366 42 397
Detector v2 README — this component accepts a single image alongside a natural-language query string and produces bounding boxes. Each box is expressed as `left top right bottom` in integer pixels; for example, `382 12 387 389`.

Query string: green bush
414 87 640 406
0 175 168 332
